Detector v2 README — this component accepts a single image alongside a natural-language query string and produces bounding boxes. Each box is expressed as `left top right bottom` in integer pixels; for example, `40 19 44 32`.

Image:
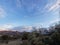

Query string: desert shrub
1 35 9 40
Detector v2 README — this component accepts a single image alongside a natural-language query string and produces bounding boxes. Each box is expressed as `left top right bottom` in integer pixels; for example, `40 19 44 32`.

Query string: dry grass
0 39 21 45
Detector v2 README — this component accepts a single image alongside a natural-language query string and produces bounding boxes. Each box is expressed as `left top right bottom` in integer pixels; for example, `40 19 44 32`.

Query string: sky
0 0 59 31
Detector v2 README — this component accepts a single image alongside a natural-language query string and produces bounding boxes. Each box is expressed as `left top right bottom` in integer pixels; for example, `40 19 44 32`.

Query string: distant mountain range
0 30 48 36
0 30 22 35
0 26 54 35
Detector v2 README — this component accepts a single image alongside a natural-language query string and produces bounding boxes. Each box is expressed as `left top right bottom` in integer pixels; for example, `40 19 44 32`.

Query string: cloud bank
0 24 14 31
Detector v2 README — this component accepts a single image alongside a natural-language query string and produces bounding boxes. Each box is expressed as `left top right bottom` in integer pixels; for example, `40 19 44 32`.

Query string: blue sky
0 0 59 31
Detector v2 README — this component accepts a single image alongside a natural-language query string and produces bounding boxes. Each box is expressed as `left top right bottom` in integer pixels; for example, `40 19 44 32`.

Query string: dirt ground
0 39 22 45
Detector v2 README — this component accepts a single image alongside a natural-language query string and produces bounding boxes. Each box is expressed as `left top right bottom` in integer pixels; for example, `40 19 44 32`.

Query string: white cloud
50 19 59 23
0 24 13 31
33 23 43 28
20 26 33 31
0 7 6 18
12 26 33 32
48 19 59 26
44 0 60 12
48 0 60 11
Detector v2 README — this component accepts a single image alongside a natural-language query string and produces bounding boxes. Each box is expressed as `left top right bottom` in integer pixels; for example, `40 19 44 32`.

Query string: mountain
11 26 33 32
0 26 50 35
11 26 50 34
0 30 21 35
